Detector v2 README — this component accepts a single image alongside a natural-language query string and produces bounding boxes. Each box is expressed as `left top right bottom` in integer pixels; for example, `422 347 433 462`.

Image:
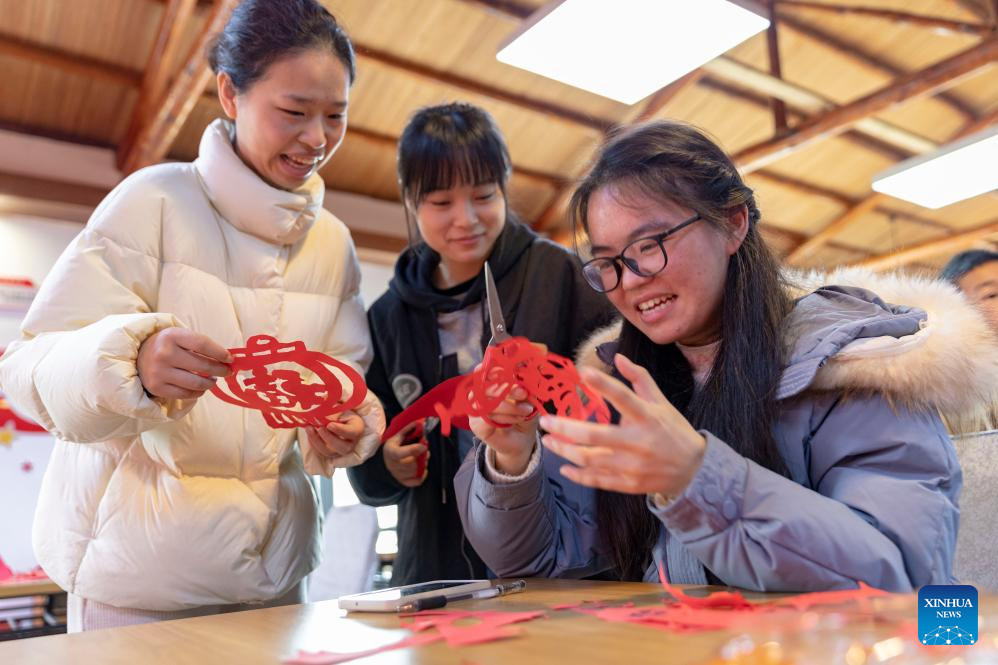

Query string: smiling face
586 183 745 346
414 181 507 289
217 47 350 191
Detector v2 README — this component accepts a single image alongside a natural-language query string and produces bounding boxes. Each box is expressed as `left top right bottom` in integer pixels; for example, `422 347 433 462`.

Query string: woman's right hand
383 421 430 488
469 384 538 476
137 327 232 400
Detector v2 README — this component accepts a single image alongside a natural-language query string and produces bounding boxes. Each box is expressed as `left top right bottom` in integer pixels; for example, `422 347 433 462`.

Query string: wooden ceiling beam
784 107 998 266
732 38 998 174
122 0 237 173
704 57 937 156
775 13 978 121
343 122 566 187
117 0 198 171
353 43 614 133
765 4 789 133
853 218 998 272
748 170 854 206
532 71 706 231
774 1 993 36
0 33 141 88
0 171 108 208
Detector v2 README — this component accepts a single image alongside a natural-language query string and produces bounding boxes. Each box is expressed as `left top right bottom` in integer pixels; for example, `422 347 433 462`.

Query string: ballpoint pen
395 579 527 613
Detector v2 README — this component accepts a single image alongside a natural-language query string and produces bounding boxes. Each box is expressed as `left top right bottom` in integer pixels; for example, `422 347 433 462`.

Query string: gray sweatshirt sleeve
455 442 607 578
653 393 959 592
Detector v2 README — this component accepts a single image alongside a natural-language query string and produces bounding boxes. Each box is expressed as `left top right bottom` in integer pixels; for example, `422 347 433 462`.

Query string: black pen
395 579 527 613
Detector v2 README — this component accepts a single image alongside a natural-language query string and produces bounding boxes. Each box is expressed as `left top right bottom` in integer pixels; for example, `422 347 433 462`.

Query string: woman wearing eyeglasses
347 102 616 585
454 121 993 591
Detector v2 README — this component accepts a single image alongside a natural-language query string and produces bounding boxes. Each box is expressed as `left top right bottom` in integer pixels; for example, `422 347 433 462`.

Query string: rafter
117 0 198 171
775 1 993 36
532 70 706 231
775 12 978 120
733 38 998 173
854 218 998 272
703 57 937 155
765 4 788 132
354 43 614 133
0 34 140 88
784 106 998 266
343 122 566 187
122 0 237 173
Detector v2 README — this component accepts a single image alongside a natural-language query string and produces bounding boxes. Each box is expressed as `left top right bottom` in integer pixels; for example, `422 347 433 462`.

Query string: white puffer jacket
0 119 385 611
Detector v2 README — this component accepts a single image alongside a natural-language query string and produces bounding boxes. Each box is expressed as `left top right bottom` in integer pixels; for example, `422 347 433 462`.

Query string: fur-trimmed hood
575 268 998 430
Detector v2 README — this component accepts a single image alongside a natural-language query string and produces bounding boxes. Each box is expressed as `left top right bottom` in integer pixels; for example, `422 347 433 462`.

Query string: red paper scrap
211 335 367 429
771 582 890 611
283 633 441 665
383 337 609 442
0 555 48 586
283 610 547 665
656 562 756 610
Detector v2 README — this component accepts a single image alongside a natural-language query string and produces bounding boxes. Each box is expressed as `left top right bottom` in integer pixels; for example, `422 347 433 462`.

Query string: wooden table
0 579 995 664
0 579 62 599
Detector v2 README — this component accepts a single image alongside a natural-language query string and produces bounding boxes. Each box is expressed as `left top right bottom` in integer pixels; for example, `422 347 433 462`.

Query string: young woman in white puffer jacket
0 0 384 630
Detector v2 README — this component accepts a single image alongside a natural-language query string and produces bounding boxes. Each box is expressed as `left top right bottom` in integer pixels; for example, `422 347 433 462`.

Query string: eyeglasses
581 214 701 293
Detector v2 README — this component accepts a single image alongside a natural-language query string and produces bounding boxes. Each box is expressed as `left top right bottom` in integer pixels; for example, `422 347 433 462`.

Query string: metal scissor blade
484 261 511 345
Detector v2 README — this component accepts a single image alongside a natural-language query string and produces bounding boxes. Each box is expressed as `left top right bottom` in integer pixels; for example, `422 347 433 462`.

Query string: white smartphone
337 579 492 612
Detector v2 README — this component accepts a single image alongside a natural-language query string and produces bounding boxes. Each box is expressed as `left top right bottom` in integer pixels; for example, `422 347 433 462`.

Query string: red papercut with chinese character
383 337 609 442
211 335 367 429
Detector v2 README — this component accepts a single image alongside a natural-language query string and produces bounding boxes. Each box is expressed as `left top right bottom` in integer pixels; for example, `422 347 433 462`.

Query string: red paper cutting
383 337 609 442
282 610 547 665
211 335 367 429
771 581 890 612
657 562 756 610
283 633 441 665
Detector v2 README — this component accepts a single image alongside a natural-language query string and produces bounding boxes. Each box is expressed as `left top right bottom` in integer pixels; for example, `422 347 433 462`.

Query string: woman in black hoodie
348 102 615 584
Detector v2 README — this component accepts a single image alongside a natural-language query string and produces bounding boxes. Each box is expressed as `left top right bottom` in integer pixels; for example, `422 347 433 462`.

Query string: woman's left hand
539 353 706 497
306 410 365 459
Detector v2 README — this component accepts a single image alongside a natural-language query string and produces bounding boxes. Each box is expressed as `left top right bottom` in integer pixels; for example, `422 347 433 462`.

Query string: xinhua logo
918 584 978 646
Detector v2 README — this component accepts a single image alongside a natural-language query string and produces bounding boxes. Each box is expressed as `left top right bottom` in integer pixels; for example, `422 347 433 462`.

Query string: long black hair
396 102 515 247
208 0 356 93
569 121 793 581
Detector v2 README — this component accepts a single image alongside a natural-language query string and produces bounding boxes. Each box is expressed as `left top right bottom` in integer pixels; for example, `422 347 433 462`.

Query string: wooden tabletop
0 579 993 664
0 578 63 599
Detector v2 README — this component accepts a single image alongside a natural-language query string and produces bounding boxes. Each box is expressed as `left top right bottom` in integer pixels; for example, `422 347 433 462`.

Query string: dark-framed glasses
581 214 701 293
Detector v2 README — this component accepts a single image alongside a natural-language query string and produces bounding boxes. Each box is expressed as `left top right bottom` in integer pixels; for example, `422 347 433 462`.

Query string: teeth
285 155 320 168
638 296 673 311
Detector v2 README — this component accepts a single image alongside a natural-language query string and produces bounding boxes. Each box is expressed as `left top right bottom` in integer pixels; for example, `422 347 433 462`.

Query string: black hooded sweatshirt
348 220 617 584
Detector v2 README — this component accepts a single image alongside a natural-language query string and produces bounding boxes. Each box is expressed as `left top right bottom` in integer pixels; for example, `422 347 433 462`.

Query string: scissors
484 261 511 346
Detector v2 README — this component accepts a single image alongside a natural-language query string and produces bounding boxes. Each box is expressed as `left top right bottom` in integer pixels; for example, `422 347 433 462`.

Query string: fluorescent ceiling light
872 125 998 209
497 0 769 105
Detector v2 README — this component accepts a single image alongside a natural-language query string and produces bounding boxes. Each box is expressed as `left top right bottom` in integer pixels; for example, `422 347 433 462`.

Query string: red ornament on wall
211 335 367 429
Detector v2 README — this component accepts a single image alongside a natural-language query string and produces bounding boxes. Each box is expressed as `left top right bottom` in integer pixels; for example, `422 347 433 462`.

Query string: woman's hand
383 421 429 487
539 353 706 497
137 327 232 400
306 410 365 459
469 380 539 476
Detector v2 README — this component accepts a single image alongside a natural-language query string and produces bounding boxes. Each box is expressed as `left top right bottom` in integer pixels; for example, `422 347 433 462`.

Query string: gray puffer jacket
456 270 998 592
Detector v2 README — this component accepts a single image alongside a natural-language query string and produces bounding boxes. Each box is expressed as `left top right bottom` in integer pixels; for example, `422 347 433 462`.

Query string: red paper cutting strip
656 562 756 610
211 335 367 429
383 337 609 442
283 633 441 665
771 581 890 611
283 610 547 664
